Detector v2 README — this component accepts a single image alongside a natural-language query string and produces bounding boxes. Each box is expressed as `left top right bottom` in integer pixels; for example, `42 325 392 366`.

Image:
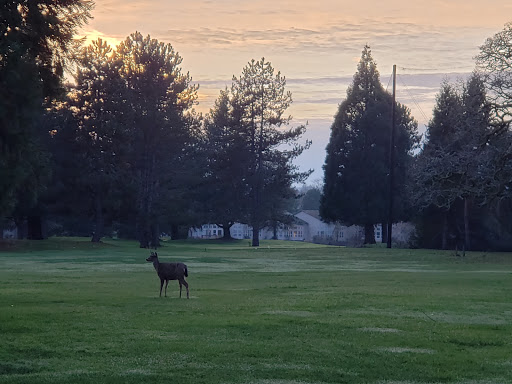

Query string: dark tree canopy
0 0 93 217
113 32 198 248
204 58 311 246
410 74 497 251
65 38 130 242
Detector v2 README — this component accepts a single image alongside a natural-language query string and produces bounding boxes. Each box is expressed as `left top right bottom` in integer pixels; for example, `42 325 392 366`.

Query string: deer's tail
184 265 188 277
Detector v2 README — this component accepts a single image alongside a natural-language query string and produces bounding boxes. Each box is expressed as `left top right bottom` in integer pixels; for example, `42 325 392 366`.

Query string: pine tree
0 0 93 218
206 58 311 246
65 38 131 242
114 32 198 248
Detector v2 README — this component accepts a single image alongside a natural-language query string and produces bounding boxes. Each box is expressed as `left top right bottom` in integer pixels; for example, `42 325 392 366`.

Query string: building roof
300 210 322 221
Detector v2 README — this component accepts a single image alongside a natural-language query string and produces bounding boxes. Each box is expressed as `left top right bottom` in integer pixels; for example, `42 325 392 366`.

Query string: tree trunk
364 224 376 244
170 224 187 240
14 218 26 240
27 216 44 240
170 224 180 241
442 213 448 250
138 214 150 248
150 223 160 248
381 222 388 243
251 182 261 246
137 145 157 248
221 222 233 240
272 221 278 240
464 198 470 252
252 224 260 247
91 191 103 243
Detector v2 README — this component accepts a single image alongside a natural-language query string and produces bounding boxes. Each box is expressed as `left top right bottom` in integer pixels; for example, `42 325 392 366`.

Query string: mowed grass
0 238 511 384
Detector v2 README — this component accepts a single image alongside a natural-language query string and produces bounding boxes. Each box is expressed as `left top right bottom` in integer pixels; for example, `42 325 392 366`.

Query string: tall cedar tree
321 46 419 244
0 0 93 223
114 32 198 248
208 58 311 246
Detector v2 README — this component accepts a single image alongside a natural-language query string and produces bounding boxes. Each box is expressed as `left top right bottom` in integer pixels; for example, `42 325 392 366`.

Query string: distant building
188 218 307 241
1 219 18 239
188 224 225 239
187 210 413 245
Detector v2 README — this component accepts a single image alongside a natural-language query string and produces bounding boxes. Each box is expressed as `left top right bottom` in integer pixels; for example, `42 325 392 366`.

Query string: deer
146 251 189 299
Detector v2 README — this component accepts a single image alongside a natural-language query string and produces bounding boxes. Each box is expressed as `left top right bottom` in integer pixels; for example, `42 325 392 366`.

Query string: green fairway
1 238 511 384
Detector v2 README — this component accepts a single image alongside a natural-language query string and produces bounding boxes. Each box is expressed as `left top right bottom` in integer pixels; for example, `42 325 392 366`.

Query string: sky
81 0 512 183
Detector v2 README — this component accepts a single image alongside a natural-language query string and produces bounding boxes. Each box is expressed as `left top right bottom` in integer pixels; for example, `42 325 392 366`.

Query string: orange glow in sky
80 0 512 182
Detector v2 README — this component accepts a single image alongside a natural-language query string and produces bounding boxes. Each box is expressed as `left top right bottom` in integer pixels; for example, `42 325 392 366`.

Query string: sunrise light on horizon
81 0 512 182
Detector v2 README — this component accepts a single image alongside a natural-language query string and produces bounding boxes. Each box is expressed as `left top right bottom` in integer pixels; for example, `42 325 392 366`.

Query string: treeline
2 2 512 250
1 2 310 247
321 27 512 251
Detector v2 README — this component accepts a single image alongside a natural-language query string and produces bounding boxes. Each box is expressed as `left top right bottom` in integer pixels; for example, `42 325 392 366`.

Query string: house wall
188 224 224 239
332 224 363 243
187 215 414 245
295 212 336 242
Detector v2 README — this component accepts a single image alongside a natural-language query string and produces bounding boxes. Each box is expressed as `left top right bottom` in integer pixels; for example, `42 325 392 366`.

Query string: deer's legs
164 280 169 297
159 278 164 297
179 281 182 298
180 279 189 299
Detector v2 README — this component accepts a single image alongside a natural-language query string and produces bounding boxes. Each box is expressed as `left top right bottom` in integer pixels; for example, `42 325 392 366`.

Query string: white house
188 219 307 241
295 210 336 242
188 224 224 239
1 219 18 239
259 217 307 241
296 210 370 244
187 211 413 245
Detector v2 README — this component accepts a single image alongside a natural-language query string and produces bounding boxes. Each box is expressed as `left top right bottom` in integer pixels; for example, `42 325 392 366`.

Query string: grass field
1 238 511 384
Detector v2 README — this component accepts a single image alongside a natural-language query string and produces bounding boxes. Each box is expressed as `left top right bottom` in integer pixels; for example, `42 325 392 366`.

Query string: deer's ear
155 252 158 257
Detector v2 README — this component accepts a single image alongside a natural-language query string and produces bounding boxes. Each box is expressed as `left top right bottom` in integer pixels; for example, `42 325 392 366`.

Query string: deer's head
146 251 158 262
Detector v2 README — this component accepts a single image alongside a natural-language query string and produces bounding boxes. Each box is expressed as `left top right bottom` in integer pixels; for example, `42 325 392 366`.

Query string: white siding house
188 220 307 241
187 211 413 245
295 210 336 242
188 224 224 239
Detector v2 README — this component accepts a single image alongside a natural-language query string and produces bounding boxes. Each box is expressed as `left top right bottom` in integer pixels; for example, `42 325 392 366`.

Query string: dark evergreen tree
0 0 93 218
300 187 321 211
411 74 492 251
321 45 419 244
114 32 198 248
205 58 311 246
66 38 131 242
202 89 251 240
233 58 311 246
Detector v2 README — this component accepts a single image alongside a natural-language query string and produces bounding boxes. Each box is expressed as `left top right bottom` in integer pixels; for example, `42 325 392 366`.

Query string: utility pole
387 64 396 249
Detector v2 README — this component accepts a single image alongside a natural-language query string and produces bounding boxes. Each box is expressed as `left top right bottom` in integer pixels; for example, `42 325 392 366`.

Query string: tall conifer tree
321 46 418 244
0 0 93 219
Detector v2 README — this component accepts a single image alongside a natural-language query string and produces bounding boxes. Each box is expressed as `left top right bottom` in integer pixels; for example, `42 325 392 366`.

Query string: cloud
82 0 507 184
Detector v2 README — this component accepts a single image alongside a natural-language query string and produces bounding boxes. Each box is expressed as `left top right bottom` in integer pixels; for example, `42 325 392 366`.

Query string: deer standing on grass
146 251 189 298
